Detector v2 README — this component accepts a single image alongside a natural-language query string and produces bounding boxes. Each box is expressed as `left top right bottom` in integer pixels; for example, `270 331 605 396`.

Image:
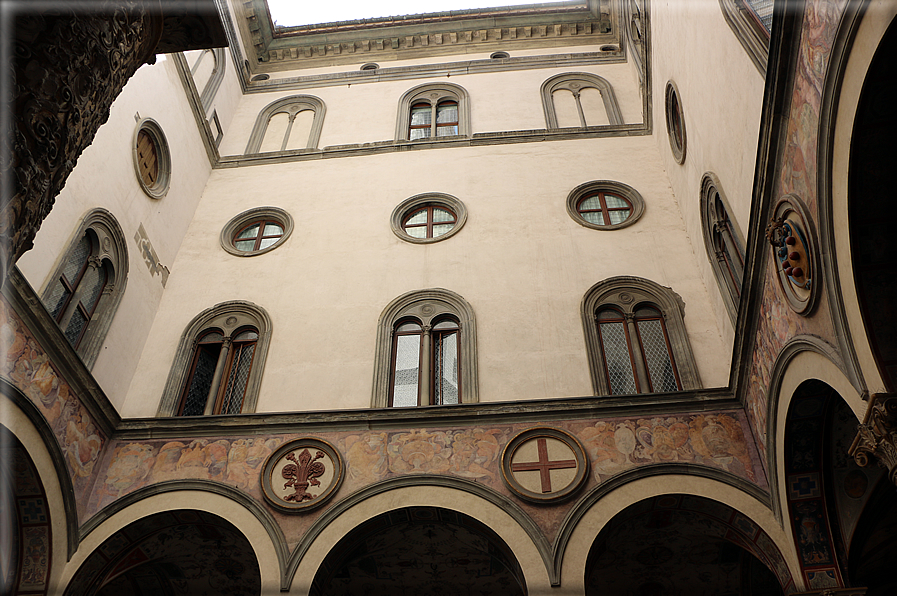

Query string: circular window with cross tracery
220 207 294 257
391 193 468 244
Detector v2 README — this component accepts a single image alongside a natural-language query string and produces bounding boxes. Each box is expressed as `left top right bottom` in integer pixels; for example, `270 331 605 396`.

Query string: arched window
372 289 478 407
40 209 128 369
701 173 745 323
244 95 326 154
395 83 471 141
581 277 701 396
189 47 226 114
718 0 771 77
157 301 272 416
541 73 624 129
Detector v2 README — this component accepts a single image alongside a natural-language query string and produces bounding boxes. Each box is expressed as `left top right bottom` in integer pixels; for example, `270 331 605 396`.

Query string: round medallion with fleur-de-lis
261 438 344 512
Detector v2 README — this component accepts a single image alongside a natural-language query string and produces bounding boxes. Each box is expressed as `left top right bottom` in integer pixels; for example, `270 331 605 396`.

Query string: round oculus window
220 207 294 257
132 118 171 199
566 181 645 231
665 81 686 164
576 192 633 227
391 193 468 244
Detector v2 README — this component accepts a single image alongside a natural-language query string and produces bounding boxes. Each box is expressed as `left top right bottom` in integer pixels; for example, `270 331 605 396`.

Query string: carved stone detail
850 393 897 486
4 2 165 282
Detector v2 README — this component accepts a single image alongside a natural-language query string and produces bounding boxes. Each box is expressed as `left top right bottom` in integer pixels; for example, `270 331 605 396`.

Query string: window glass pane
392 334 421 407
436 103 458 123
258 237 279 250
433 320 458 330
63 235 90 281
405 226 427 239
410 128 431 140
607 208 631 225
405 210 428 226
582 211 606 225
200 331 225 343
46 282 71 320
746 0 773 31
635 306 661 318
435 331 459 405
578 196 603 211
234 240 256 251
603 194 629 209
432 224 454 238
64 309 88 347
597 309 624 321
598 321 637 395
182 345 219 416
263 223 283 236
234 330 258 342
436 125 458 137
78 265 106 312
410 106 431 126
637 319 679 392
396 322 422 333
432 209 454 223
220 343 255 414
237 224 260 240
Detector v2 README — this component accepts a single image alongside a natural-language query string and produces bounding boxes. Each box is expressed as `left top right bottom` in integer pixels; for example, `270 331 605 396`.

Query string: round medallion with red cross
501 427 589 504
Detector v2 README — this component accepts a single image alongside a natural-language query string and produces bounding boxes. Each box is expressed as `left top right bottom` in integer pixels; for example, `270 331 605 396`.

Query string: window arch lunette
541 72 624 129
40 208 128 369
700 172 745 324
372 288 478 407
395 83 471 141
581 276 701 396
157 301 272 416
244 95 326 153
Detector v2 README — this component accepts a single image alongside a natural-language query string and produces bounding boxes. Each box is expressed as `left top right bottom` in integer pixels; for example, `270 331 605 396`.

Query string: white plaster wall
650 0 766 348
16 56 213 410
217 60 643 155
123 134 729 417
203 49 244 144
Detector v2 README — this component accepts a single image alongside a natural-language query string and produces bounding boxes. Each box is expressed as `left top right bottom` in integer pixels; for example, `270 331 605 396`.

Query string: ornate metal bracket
849 393 897 486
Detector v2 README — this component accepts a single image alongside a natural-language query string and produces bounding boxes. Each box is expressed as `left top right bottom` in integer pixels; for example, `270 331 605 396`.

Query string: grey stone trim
700 172 746 325
813 2 868 396
580 276 702 395
540 72 624 128
284 475 555 590
718 0 770 78
38 209 128 370
552 464 772 586
664 80 686 164
244 95 326 153
76 480 289 591
198 48 226 114
390 193 468 244
3 268 121 435
762 335 846 525
157 301 272 417
219 206 294 257
172 52 221 167
1 379 80 560
371 288 478 407
565 180 645 230
243 52 626 93
395 82 471 141
117 388 739 440
132 118 172 199
622 0 648 84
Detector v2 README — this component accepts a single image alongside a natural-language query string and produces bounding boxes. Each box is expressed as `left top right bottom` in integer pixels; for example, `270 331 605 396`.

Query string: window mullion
430 103 438 137
624 313 648 393
420 324 432 405
204 337 233 415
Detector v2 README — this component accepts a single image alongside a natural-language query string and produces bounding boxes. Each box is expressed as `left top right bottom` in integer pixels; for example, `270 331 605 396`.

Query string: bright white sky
267 0 571 27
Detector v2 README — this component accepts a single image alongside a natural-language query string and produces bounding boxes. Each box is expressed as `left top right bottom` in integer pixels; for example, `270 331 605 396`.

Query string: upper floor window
133 118 171 199
566 180 645 231
220 207 294 257
664 81 686 164
245 95 326 154
581 277 701 396
157 301 271 417
186 47 226 113
701 173 745 323
391 193 468 244
372 289 478 407
396 83 471 141
541 73 624 129
718 0 771 77
41 209 128 369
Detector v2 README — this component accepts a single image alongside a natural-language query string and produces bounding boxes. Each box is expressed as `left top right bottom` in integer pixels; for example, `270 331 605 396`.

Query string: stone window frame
190 47 227 113
157 301 272 417
566 180 645 231
580 276 701 396
700 173 746 324
718 0 770 77
40 208 128 369
390 193 468 244
664 80 687 164
132 118 172 199
244 95 326 154
220 207 294 257
371 288 478 408
395 82 472 141
540 72 624 129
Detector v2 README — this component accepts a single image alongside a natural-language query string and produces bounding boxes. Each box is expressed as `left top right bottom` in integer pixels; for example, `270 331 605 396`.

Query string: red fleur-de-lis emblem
281 448 326 502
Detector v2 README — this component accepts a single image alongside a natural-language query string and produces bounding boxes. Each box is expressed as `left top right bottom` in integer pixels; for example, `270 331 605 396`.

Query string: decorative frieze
850 393 897 486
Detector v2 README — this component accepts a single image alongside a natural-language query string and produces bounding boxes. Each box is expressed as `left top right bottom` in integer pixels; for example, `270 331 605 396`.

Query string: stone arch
288 477 551 593
541 72 624 128
244 95 326 153
395 82 472 141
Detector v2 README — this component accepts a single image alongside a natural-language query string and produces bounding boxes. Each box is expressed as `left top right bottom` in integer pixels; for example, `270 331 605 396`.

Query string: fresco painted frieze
89 409 764 546
0 297 105 521
743 0 848 468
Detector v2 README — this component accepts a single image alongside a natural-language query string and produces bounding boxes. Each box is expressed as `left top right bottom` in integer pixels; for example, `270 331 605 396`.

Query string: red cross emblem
510 437 577 493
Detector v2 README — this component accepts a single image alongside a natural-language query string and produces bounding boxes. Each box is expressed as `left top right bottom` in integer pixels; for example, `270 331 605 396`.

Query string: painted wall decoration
261 438 344 512
0 297 105 520
501 427 589 504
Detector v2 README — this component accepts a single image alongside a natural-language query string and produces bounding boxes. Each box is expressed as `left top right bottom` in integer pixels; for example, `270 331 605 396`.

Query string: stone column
849 393 897 486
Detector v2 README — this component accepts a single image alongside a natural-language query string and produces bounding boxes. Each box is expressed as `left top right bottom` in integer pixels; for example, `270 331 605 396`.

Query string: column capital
850 393 897 486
